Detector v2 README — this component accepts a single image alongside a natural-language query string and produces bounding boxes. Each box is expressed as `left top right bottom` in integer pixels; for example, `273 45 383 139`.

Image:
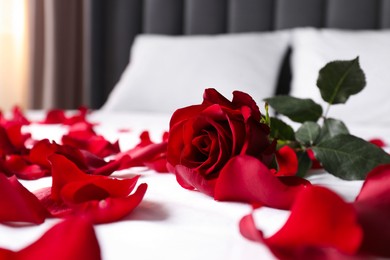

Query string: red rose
167 88 275 196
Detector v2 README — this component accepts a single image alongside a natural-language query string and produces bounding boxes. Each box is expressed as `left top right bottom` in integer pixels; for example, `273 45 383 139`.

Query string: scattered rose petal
39 110 67 124
354 164 390 257
71 183 148 224
240 186 363 259
117 131 168 171
62 122 120 158
11 106 30 126
306 148 322 169
214 155 310 209
0 217 101 260
369 138 386 148
0 174 48 224
39 107 93 126
0 124 29 156
36 154 147 223
3 155 48 180
274 146 298 176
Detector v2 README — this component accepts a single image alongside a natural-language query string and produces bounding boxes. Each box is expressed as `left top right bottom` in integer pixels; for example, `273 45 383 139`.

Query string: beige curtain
28 0 90 109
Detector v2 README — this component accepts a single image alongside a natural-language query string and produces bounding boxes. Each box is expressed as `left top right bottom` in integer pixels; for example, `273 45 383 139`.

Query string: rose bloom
167 88 275 196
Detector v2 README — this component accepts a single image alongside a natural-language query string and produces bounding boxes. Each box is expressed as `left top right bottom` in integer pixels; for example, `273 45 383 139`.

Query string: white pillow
290 28 390 128
102 32 291 113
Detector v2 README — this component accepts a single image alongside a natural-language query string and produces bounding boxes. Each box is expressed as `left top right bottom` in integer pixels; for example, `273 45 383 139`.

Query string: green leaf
312 134 390 180
317 57 366 105
265 96 323 123
318 118 349 142
269 117 295 141
296 151 312 178
295 122 321 146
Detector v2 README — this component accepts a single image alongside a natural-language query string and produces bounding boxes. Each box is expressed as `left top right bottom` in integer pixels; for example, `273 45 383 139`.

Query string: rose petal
11 106 30 125
240 186 363 259
174 165 217 196
0 174 48 224
90 155 131 176
267 186 362 255
62 129 120 158
368 138 386 148
4 155 47 180
39 109 67 124
71 183 147 224
274 146 298 176
40 107 92 126
354 164 390 257
169 104 206 129
202 88 233 108
16 217 101 260
118 142 168 170
144 156 169 173
34 187 72 218
0 124 29 155
49 154 94 201
232 90 261 121
60 176 140 205
239 214 265 243
214 155 309 209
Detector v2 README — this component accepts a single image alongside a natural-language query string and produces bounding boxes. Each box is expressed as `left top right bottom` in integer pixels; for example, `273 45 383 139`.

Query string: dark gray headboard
87 0 390 108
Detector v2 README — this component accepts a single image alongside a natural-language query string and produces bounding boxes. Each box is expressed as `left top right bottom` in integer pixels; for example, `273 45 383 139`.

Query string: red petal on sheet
354 164 390 257
29 139 92 174
40 109 67 124
267 186 362 256
49 154 94 201
72 183 148 224
0 124 29 156
40 107 92 126
29 139 57 168
0 174 48 224
240 186 363 259
16 217 101 260
274 146 298 176
60 176 139 205
368 138 386 148
144 156 169 173
34 187 72 218
4 155 47 180
239 213 265 243
118 142 168 169
90 156 131 176
0 249 13 259
240 213 361 260
62 129 120 158
11 106 30 125
214 155 310 209
63 107 91 125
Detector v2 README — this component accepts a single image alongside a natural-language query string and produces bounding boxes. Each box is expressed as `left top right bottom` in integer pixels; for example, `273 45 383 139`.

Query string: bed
1 0 390 259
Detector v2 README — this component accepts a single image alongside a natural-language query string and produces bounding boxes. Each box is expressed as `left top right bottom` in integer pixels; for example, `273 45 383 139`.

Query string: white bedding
0 111 368 260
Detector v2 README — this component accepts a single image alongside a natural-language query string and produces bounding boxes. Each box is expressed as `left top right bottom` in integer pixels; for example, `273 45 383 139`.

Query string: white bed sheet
0 111 373 259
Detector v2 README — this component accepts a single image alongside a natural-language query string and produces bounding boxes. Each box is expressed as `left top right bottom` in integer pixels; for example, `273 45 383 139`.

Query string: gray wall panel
185 0 227 34
326 0 380 29
381 0 390 28
229 0 274 32
144 0 184 34
275 0 325 29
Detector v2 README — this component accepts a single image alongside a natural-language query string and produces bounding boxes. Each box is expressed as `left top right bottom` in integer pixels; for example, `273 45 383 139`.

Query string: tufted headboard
86 0 390 108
